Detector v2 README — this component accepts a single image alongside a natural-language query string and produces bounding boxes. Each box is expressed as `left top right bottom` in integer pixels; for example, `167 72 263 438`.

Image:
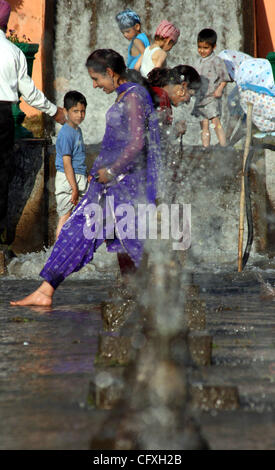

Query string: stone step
185 298 207 330
187 331 213 366
190 383 240 411
95 335 134 367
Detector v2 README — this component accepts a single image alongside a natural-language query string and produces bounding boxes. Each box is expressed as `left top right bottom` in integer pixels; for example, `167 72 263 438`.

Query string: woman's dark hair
147 66 201 102
172 65 201 91
147 67 182 87
63 90 87 110
86 49 127 77
86 48 155 99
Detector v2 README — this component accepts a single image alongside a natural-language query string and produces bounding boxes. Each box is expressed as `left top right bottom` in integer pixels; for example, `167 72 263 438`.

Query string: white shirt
0 30 57 116
140 46 162 78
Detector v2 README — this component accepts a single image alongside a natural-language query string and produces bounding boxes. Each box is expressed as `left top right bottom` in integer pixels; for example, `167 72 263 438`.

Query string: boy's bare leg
10 281 54 306
201 119 210 147
56 211 71 240
212 116 227 146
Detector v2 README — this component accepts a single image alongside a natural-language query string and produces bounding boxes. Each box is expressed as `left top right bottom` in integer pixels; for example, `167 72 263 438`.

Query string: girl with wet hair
172 65 202 94
147 66 201 198
11 49 161 307
147 66 201 126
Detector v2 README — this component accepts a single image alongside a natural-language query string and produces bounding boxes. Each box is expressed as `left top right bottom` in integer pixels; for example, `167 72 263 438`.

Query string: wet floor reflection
1 272 275 449
0 280 109 449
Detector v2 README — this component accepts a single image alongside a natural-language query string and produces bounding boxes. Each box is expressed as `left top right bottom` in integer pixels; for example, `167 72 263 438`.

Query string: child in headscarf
137 20 180 78
116 8 150 70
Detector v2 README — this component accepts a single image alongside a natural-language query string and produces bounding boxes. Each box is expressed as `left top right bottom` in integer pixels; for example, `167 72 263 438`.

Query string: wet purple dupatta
115 82 160 204
91 81 160 204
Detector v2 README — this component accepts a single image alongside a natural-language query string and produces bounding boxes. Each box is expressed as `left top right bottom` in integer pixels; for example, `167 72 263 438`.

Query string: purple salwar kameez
40 82 160 289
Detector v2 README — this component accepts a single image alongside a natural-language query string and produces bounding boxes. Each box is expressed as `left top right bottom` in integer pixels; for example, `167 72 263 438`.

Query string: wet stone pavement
0 279 113 450
193 271 275 450
1 272 275 449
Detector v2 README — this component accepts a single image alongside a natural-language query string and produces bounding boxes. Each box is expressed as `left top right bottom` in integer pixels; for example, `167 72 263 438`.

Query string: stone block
185 299 206 330
188 331 212 366
190 383 240 411
95 335 133 366
101 300 136 332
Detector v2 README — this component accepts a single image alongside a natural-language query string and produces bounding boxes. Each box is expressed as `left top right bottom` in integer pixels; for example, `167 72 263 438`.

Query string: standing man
0 0 65 243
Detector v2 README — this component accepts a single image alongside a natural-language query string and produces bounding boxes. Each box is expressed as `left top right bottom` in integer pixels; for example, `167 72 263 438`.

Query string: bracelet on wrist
106 167 115 180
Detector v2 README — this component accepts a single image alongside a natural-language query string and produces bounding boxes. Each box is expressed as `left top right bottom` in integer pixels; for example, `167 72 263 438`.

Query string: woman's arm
97 91 146 183
111 91 146 173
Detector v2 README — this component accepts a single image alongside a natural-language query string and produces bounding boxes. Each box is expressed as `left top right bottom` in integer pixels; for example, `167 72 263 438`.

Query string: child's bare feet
10 282 54 307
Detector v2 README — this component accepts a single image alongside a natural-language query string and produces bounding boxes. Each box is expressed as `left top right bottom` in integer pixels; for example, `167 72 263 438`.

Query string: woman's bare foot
10 282 54 307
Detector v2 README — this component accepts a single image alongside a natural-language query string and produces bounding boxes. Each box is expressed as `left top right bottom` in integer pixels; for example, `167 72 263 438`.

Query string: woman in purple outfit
11 49 161 306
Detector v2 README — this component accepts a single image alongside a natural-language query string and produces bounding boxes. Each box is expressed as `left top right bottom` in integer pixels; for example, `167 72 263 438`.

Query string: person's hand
175 120 187 137
97 168 110 184
71 187 79 205
87 175 93 183
213 89 223 99
53 106 66 124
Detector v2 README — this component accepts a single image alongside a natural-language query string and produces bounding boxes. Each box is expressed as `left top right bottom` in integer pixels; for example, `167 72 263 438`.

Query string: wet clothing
193 52 231 120
236 58 275 97
218 50 252 118
238 88 275 132
40 82 160 288
218 50 252 81
219 53 275 132
236 58 275 132
140 46 162 78
151 86 173 126
127 32 150 69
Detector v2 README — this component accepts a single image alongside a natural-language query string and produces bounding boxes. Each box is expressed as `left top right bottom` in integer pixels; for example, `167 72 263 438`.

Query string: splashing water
5 244 119 281
254 272 275 298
